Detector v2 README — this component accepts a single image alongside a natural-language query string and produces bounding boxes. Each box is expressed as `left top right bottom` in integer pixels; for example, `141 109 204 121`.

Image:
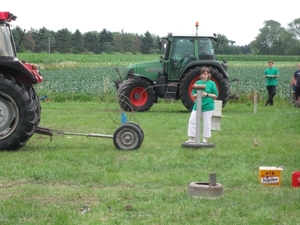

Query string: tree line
12 18 300 55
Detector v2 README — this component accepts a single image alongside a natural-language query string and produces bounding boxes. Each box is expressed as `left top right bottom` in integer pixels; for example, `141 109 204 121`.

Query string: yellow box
259 166 283 186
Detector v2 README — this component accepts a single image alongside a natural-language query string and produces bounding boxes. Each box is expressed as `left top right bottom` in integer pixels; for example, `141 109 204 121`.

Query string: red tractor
0 12 43 150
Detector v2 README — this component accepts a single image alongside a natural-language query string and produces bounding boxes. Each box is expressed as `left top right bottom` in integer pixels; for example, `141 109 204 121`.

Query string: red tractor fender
0 60 42 85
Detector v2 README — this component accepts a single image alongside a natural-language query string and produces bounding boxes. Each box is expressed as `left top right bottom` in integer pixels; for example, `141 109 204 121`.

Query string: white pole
193 84 206 144
254 93 257 114
195 88 202 144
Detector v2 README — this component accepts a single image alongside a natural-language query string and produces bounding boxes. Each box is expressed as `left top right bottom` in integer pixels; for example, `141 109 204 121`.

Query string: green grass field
0 99 299 224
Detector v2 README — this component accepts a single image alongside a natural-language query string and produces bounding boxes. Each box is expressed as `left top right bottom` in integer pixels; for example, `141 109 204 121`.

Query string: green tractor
115 23 231 112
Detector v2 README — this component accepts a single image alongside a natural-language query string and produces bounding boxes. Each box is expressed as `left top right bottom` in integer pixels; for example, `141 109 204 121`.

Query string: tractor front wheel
0 74 39 151
118 79 155 112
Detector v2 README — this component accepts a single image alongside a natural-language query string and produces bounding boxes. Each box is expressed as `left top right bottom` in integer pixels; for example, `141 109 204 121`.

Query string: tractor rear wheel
29 86 41 127
0 74 39 151
118 79 155 112
179 67 230 111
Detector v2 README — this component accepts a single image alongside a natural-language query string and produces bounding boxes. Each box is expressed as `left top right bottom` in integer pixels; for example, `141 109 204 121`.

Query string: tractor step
165 84 178 100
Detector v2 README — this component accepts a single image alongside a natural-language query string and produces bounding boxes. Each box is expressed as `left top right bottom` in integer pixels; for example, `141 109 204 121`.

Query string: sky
2 0 299 46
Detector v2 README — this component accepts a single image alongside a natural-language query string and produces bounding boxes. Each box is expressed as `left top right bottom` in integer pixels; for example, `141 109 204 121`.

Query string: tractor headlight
32 64 40 70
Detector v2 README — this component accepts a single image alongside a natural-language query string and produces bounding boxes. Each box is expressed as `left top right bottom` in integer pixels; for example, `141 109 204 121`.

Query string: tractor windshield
169 38 195 80
198 38 214 55
0 24 15 57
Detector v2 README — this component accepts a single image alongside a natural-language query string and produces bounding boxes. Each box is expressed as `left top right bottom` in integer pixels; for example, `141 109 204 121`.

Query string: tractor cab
0 12 16 58
161 34 217 81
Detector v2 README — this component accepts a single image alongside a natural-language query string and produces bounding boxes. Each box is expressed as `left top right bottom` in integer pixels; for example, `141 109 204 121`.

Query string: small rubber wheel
123 122 144 142
113 123 143 150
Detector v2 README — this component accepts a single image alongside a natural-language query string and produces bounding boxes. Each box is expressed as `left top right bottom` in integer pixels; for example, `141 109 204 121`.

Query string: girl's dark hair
200 67 211 79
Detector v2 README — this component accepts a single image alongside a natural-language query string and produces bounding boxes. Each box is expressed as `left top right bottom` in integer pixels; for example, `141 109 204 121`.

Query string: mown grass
0 99 299 224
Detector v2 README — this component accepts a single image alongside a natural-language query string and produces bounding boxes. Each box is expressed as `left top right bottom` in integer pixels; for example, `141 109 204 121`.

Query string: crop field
35 67 121 102
36 66 296 101
25 52 299 103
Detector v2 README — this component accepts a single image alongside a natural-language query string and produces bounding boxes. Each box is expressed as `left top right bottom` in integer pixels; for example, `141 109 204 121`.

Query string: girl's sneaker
185 139 195 143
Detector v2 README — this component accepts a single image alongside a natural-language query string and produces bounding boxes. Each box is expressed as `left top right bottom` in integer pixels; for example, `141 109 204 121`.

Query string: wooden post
254 93 257 114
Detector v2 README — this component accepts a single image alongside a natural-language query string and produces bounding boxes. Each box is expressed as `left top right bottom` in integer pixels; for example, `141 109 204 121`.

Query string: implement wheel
113 123 144 150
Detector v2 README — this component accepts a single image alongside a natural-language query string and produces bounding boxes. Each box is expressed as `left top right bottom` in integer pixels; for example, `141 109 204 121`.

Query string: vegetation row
19 53 300 66
26 53 299 104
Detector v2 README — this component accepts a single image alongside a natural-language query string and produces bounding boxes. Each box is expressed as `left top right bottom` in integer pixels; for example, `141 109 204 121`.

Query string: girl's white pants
187 110 213 138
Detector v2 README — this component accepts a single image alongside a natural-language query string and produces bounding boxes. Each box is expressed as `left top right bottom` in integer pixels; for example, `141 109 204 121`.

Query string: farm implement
35 121 144 151
0 12 144 151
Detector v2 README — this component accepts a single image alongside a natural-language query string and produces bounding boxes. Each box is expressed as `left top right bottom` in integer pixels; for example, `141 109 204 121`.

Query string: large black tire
118 79 155 112
113 123 144 150
0 74 39 151
29 86 41 127
179 67 230 111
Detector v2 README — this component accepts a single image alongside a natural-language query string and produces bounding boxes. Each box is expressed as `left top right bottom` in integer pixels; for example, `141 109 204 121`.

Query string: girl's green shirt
192 80 218 112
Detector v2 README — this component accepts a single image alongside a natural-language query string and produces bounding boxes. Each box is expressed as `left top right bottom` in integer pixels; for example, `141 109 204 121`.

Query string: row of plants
35 65 296 104
19 53 300 67
22 52 297 103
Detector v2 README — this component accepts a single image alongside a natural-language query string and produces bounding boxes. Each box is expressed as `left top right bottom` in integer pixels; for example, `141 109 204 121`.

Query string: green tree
72 29 85 54
54 28 72 53
131 34 142 54
250 20 285 55
103 42 113 54
99 29 113 53
287 18 300 39
23 31 35 52
84 31 99 53
239 45 251 54
122 33 140 53
12 26 25 52
112 31 141 53
112 32 124 52
286 18 300 55
213 34 242 54
35 27 54 53
140 31 154 54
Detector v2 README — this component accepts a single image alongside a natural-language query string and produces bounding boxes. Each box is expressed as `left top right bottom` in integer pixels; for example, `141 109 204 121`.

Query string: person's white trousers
187 110 213 138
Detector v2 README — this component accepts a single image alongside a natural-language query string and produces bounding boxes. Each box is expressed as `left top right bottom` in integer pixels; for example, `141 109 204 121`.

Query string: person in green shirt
186 67 218 143
264 60 279 106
